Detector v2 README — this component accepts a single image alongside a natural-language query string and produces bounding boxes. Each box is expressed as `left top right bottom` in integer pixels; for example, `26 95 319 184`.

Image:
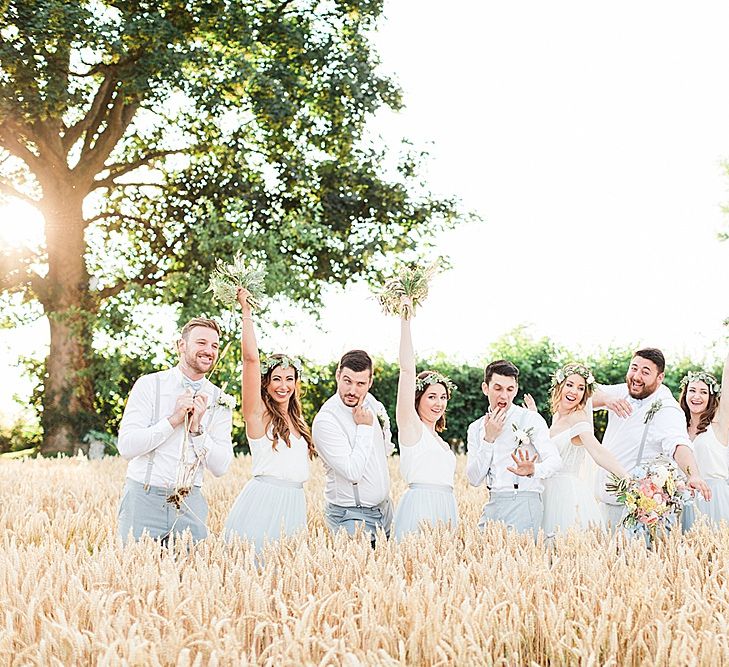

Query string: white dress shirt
118 367 234 487
466 404 562 494
312 392 394 506
595 383 691 504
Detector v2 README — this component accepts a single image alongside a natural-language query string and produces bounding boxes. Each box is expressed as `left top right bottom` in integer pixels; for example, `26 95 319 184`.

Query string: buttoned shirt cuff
532 461 553 480
156 418 175 439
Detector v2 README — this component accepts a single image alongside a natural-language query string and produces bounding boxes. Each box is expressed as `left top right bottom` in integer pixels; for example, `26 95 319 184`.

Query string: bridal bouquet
606 455 691 540
375 259 443 319
206 254 266 309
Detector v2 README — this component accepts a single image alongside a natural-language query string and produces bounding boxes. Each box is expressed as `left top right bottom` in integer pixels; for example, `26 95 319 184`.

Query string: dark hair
679 382 720 437
260 354 316 459
339 349 373 375
180 317 221 339
634 348 665 374
415 370 451 432
484 359 519 385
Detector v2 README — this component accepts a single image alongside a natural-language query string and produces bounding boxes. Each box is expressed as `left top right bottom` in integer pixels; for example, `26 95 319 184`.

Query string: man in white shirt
117 317 234 544
312 350 394 545
593 347 711 527
466 360 562 539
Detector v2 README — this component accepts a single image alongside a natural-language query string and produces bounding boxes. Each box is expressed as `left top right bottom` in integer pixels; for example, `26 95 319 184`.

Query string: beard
627 378 658 400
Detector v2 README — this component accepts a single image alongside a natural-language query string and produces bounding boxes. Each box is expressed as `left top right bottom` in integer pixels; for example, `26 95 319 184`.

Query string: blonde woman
527 364 627 533
223 288 315 551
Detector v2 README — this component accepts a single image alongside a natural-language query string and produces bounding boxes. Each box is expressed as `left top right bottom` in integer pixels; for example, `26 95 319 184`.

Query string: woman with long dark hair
679 351 729 526
392 298 457 539
224 288 315 550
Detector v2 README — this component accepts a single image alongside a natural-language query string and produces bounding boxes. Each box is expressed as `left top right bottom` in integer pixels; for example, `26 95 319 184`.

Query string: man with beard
593 347 711 527
117 318 233 544
312 349 394 545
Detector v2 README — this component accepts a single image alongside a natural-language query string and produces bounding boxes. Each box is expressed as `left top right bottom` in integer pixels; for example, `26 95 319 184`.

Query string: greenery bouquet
375 259 442 319
206 254 266 309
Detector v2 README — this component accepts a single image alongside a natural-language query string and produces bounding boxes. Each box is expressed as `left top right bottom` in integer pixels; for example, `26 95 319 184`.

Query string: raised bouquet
375 259 443 319
605 455 692 539
206 253 266 309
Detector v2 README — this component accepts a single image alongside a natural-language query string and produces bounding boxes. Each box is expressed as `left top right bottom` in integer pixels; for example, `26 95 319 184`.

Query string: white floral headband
260 355 304 378
551 364 596 391
680 371 721 396
415 372 457 395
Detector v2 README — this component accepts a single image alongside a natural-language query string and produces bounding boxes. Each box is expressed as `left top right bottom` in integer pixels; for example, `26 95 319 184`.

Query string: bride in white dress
527 364 627 534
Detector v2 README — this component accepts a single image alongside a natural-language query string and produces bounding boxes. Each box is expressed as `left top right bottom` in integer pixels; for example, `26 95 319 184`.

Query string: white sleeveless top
692 425 729 481
399 427 456 487
249 431 310 483
550 421 592 476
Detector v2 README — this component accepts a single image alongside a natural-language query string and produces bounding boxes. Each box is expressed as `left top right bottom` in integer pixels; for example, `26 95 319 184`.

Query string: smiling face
482 373 518 411
684 380 710 415
626 356 664 399
416 382 449 428
336 366 373 407
558 373 587 413
264 365 298 406
178 325 220 378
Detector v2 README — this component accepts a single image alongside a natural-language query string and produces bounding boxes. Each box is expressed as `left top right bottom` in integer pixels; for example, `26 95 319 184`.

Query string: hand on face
352 399 373 426
484 407 507 442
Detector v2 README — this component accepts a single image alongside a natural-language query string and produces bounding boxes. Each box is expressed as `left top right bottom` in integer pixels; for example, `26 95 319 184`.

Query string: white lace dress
542 422 603 533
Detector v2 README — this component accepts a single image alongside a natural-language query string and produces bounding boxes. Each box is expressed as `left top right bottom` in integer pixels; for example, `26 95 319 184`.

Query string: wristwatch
189 425 204 437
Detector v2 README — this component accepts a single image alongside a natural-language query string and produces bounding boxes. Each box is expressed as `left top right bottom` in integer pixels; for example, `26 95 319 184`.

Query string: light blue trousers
478 491 543 540
118 478 208 545
325 498 393 545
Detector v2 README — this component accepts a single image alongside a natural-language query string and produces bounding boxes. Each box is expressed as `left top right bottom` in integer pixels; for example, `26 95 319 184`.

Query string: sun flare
0 200 44 248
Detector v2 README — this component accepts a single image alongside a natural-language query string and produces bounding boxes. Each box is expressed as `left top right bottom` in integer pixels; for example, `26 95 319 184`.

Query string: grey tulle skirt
683 478 729 529
393 483 457 540
223 476 306 550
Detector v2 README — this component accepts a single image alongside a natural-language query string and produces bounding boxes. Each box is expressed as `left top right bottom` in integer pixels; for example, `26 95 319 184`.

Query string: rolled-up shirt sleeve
313 414 374 483
466 418 493 487
657 407 693 459
192 404 234 477
118 376 174 460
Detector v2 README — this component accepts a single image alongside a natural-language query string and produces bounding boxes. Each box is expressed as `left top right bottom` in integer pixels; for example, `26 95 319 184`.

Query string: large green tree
0 0 459 454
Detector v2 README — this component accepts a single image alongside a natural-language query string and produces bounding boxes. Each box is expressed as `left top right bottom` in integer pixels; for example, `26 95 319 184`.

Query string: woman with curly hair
679 350 729 526
527 364 626 533
224 288 315 551
392 297 457 540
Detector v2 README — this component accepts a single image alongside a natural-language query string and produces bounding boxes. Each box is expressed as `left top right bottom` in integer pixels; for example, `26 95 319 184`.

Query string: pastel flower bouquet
606 455 692 542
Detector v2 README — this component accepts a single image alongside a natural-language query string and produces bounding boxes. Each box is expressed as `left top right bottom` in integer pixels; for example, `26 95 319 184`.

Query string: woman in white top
679 350 729 526
392 299 457 540
528 364 627 534
224 288 315 550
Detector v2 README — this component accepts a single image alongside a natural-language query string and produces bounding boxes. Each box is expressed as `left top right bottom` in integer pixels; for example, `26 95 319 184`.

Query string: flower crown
680 371 721 396
415 372 457 395
551 363 596 391
260 354 304 378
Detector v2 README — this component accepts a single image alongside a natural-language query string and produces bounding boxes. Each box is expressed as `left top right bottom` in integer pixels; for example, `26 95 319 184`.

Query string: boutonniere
512 423 535 449
644 399 662 425
217 392 236 410
376 405 390 432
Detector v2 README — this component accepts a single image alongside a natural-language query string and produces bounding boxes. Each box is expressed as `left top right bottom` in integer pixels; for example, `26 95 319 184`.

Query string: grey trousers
118 478 208 545
325 498 393 544
478 491 543 540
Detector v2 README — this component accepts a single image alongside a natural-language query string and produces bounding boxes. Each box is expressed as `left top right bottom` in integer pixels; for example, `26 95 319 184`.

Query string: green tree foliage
0 0 461 454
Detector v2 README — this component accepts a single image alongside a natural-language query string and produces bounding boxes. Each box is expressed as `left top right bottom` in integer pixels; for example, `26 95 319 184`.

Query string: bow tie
182 376 203 394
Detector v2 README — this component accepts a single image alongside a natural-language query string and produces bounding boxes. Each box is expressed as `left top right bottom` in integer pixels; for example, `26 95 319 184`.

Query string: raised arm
714 349 729 440
238 287 266 437
396 305 422 447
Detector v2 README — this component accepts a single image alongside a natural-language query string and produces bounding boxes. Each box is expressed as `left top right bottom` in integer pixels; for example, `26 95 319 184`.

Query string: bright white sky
2 0 729 422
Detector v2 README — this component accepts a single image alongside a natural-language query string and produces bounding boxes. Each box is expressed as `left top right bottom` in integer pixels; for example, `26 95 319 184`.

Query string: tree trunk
39 184 95 456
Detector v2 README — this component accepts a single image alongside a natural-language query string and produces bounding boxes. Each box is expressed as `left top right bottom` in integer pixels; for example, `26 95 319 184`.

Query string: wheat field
1 455 729 666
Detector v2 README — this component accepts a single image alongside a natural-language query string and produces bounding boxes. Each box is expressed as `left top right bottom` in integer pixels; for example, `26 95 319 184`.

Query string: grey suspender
324 407 375 508
143 372 162 491
142 376 221 491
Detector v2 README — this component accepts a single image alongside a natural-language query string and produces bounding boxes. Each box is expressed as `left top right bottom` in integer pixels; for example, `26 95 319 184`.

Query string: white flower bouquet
206 254 266 309
375 259 443 319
